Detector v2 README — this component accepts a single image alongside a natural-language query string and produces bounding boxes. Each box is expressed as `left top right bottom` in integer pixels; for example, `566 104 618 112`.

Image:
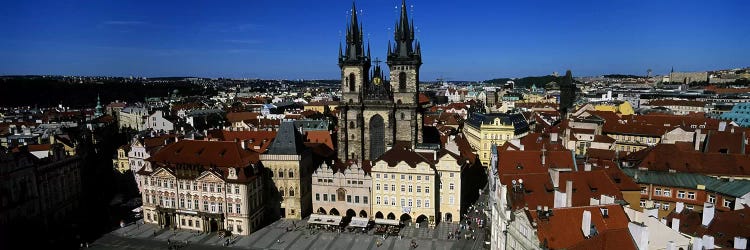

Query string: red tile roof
207 130 276 153
531 204 633 250
667 206 750 248
628 143 750 177
305 130 333 151
226 112 260 123
148 140 259 168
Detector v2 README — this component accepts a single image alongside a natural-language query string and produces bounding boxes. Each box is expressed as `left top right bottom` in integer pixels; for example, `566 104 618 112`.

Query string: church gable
196 171 225 183
151 167 176 179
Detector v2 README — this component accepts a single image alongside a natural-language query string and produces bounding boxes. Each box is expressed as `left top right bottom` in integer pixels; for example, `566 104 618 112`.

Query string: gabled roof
226 112 260 123
266 121 306 155
628 143 750 177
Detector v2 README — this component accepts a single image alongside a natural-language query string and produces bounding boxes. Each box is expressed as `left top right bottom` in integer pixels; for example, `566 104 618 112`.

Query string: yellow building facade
463 113 529 167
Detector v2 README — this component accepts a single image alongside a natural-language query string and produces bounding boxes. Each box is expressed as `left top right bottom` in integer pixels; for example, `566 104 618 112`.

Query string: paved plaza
90 217 489 250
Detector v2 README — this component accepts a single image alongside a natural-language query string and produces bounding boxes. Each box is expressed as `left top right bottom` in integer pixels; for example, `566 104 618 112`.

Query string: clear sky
1 0 748 81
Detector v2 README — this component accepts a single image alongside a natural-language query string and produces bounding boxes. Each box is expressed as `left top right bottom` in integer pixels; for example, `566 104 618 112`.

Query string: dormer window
228 168 237 180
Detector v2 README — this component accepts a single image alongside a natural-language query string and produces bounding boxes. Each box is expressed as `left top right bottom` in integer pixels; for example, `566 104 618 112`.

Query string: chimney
241 140 246 150
628 222 649 250
694 129 702 151
666 241 676 250
735 237 748 250
584 162 592 171
582 210 592 238
566 180 573 207
702 202 715 227
671 218 680 231
541 148 546 166
718 122 726 132
554 190 567 208
702 235 715 249
692 237 703 250
675 202 684 213
550 169 561 188
551 133 558 142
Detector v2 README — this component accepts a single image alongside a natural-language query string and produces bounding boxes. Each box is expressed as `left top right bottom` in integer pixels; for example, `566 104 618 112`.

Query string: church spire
388 0 420 64
340 1 369 66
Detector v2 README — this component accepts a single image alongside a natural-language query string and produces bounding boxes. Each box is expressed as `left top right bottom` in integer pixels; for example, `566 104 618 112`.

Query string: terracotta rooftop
147 140 259 168
667 206 750 248
226 112 260 123
628 143 750 177
530 204 633 250
207 130 276 153
305 130 333 151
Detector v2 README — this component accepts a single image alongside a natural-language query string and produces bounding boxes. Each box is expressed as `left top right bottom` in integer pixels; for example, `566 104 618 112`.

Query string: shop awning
374 218 400 226
308 214 342 226
349 217 369 228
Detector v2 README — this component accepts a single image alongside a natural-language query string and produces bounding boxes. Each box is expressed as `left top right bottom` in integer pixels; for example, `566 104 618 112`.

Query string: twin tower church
337 0 425 161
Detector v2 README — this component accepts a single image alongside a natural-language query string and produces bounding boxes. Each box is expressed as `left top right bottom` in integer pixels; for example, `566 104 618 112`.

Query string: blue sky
1 0 748 81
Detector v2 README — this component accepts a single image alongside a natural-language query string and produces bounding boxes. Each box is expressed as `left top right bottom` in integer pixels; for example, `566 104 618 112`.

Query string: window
663 203 670 211
347 195 352 203
376 174 380 179
315 193 320 201
408 175 413 181
193 182 197 191
391 185 395 191
289 189 294 197
179 181 183 189
363 196 368 204
425 176 429 181
416 200 421 208
724 199 733 208
187 199 192 209
449 183 455 190
417 176 421 181
211 202 216 212
663 189 671 197
377 196 381 205
417 186 421 193
401 198 405 206
235 185 240 194
687 192 695 200
279 171 284 178
398 72 407 90
196 220 200 228
194 200 198 209
408 185 413 192
289 171 294 178
640 200 646 208
355 196 360 203
425 199 430 208
209 183 215 192
376 184 380 190
391 197 396 206
217 184 222 193
391 174 395 179
654 203 661 209
401 185 406 192
218 203 223 213
203 201 209 211
189 220 193 227
323 194 328 201
228 203 233 213
640 186 648 194
401 175 405 180
383 185 388 191
331 194 336 201
202 183 207 192
654 188 662 196
677 191 686 199
180 198 185 208
450 172 454 178
236 203 241 214
425 187 430 193
408 199 413 207
449 196 454 204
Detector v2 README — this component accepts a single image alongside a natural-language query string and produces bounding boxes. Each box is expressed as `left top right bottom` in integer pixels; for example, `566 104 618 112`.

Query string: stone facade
311 161 372 218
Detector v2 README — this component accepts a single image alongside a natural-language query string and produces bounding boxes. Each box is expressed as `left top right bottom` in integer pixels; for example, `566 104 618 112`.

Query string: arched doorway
330 208 340 216
318 207 327 215
387 213 396 220
369 115 385 160
416 215 428 224
359 210 368 218
400 213 412 222
346 209 356 218
445 213 453 222
375 212 384 219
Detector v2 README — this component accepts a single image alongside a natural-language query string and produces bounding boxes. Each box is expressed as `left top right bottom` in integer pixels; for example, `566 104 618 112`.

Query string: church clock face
373 77 382 85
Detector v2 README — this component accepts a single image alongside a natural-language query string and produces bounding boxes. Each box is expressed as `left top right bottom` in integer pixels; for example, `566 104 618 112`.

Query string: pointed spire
338 41 343 59
367 42 371 59
387 40 392 54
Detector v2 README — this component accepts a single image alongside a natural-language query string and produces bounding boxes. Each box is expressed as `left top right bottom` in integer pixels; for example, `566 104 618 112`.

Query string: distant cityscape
2 1 750 250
